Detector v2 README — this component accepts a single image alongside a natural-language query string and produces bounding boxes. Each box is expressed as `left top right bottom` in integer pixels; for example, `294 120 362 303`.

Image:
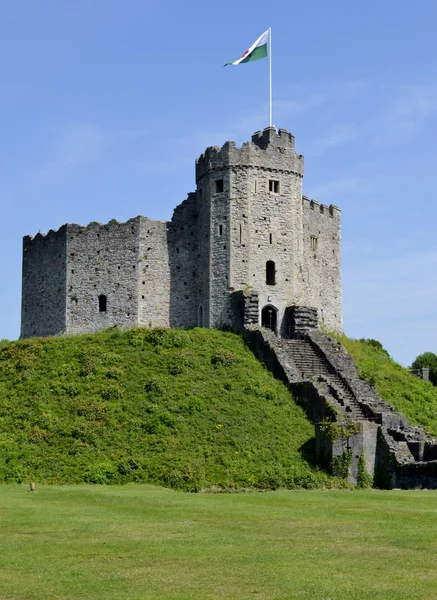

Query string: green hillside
334 335 437 437
0 328 334 490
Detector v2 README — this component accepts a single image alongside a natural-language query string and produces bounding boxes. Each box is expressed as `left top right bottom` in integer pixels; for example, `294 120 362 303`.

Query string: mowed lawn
1 486 437 600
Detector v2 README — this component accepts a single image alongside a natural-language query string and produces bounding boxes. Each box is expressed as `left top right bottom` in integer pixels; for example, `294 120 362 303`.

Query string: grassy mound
0 328 333 490
333 334 437 437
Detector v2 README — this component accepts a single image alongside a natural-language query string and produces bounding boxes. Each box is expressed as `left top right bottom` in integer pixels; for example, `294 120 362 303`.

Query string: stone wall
195 180 211 328
302 198 342 332
138 217 171 329
66 219 140 334
208 168 232 328
168 193 198 328
288 306 318 336
21 227 67 337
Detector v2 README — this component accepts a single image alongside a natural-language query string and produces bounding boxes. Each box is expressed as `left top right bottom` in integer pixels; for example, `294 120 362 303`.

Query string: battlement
251 126 295 150
195 127 304 182
23 224 67 244
302 195 341 218
66 217 141 237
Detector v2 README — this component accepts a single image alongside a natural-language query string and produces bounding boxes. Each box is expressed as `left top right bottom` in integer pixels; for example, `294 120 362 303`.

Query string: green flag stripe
224 42 268 66
240 43 268 63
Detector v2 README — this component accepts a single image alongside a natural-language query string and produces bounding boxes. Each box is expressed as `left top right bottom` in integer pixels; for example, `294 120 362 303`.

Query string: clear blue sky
2 0 437 366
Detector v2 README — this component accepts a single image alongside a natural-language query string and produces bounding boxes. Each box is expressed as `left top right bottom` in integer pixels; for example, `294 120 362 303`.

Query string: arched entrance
261 305 277 333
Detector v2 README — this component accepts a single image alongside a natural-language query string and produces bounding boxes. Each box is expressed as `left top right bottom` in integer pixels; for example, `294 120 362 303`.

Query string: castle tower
196 126 331 335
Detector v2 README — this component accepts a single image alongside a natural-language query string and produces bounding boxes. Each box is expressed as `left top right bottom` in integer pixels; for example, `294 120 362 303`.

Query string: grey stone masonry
243 324 437 487
66 219 140 334
287 306 318 337
21 227 67 338
21 127 342 338
410 368 430 381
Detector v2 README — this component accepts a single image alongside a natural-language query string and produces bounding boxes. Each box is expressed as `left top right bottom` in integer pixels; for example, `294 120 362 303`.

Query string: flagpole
269 27 272 127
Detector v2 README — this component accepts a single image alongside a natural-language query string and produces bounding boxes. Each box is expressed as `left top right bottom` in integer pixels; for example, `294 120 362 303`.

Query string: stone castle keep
21 126 342 339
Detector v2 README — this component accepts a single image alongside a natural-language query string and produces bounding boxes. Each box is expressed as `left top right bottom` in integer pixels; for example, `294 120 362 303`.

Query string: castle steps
242 322 437 488
281 338 366 420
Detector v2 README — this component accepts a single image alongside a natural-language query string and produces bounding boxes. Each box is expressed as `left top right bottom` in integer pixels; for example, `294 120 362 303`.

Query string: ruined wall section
138 217 171 328
66 219 140 334
167 194 198 328
302 198 342 332
21 227 67 338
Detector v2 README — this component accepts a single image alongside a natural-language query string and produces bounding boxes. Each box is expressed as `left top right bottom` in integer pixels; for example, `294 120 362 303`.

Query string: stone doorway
261 305 277 333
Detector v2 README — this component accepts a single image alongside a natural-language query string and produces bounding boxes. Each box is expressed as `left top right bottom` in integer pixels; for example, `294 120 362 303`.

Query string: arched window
266 261 276 285
98 294 107 312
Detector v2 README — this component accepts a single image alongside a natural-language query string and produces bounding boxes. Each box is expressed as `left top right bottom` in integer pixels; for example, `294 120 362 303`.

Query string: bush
84 462 118 484
359 338 390 357
211 349 239 367
412 352 437 387
357 453 373 488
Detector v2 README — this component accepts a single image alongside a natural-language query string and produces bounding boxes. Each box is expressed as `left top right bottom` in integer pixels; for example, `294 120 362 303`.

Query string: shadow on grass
298 437 319 469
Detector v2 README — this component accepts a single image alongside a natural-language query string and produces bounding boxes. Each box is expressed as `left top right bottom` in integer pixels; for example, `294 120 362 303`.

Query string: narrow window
198 305 204 327
215 179 224 193
266 261 276 285
310 236 318 252
198 188 202 199
98 294 107 312
239 224 242 244
269 179 280 194
219 224 223 236
269 233 273 244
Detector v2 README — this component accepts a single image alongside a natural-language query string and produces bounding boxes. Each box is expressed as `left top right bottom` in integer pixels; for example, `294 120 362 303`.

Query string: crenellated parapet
251 126 296 150
195 127 304 183
23 224 68 246
65 217 141 238
302 195 341 220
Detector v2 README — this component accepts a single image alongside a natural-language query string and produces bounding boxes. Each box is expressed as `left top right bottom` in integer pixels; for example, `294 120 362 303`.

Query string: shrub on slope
333 335 437 437
0 328 333 490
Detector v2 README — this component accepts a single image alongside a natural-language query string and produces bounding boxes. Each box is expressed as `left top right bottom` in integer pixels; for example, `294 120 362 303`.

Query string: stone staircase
282 339 366 421
242 323 437 487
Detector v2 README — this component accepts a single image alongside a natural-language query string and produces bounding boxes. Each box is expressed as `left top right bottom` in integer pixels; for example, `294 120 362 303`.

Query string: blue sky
2 0 437 366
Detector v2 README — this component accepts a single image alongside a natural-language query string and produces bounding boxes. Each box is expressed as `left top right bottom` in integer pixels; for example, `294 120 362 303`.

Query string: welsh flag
225 30 269 66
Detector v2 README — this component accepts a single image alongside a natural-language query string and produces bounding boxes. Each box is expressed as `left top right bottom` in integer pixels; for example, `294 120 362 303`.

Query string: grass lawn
1 486 437 599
